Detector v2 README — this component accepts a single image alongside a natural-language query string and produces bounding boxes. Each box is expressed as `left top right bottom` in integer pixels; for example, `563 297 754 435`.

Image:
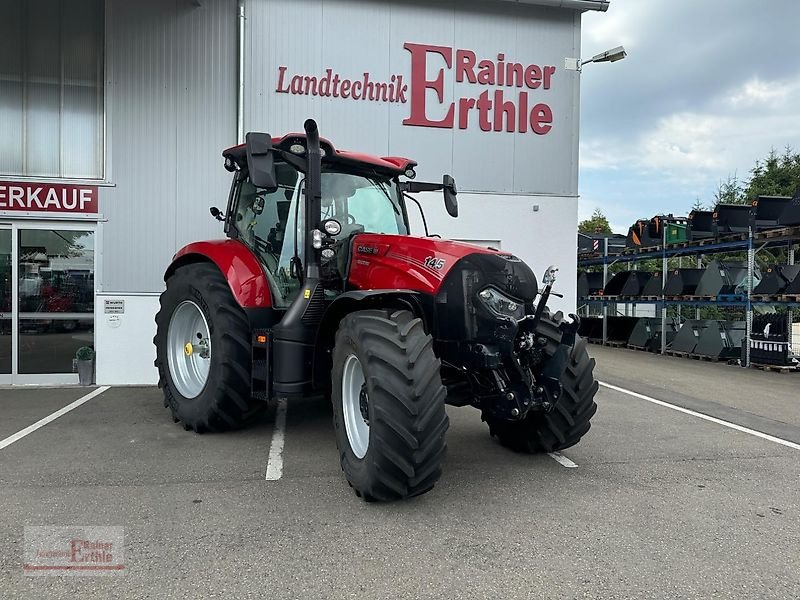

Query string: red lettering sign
274 43 557 135
0 182 98 214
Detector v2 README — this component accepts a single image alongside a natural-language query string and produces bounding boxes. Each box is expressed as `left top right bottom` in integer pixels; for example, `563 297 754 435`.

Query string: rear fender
165 239 271 308
312 289 433 389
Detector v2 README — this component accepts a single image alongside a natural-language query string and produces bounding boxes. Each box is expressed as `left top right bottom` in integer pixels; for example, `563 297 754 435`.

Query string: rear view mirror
443 174 458 218
245 132 278 192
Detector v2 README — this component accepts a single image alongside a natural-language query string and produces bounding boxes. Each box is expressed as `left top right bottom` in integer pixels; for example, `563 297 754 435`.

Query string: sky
578 0 800 234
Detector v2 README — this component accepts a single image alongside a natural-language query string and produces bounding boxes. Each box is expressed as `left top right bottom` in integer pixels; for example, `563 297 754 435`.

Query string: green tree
747 146 800 198
714 173 747 205
579 209 612 234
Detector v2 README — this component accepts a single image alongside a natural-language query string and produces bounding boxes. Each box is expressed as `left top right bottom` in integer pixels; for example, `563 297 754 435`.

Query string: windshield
232 163 406 307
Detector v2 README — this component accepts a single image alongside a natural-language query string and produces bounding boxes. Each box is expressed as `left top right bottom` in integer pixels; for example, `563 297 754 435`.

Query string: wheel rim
167 300 212 399
342 353 369 459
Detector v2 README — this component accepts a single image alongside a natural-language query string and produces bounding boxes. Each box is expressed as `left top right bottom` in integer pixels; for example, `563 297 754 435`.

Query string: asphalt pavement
0 346 798 599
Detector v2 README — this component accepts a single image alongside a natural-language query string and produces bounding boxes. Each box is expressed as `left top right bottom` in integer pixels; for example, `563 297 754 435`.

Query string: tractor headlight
476 287 525 322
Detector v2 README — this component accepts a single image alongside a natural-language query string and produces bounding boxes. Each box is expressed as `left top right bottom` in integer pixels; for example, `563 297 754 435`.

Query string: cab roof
223 133 417 177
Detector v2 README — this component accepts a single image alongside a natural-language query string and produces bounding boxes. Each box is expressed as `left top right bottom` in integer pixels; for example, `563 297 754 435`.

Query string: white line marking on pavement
599 381 800 451
0 386 111 451
265 398 288 481
548 452 578 468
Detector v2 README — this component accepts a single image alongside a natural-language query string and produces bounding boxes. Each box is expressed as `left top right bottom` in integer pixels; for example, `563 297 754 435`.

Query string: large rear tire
331 309 449 501
154 263 264 432
488 318 598 453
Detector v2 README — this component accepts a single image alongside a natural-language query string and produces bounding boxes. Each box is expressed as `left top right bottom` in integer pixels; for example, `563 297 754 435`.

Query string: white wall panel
100 0 236 293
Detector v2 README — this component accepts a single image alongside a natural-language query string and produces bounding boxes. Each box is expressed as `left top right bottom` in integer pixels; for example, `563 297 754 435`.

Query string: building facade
0 0 607 385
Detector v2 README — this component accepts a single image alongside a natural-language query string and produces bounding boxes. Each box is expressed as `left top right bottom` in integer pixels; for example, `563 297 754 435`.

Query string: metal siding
245 0 578 195
100 0 236 293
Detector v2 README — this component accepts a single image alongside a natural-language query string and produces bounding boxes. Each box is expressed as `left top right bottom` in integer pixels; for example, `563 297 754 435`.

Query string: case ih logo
276 43 556 135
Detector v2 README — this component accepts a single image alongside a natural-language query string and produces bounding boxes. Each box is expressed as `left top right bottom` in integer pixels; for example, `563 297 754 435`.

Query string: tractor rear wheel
331 309 449 501
488 318 598 453
154 263 263 432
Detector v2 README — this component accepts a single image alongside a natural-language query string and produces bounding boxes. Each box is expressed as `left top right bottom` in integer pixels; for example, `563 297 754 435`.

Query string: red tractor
154 119 597 501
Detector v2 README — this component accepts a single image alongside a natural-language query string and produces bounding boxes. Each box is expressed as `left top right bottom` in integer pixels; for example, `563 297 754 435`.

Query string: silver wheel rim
342 354 369 459
167 300 211 399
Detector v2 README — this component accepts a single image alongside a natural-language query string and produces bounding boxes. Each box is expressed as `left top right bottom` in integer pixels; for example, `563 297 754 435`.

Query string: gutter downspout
237 0 245 143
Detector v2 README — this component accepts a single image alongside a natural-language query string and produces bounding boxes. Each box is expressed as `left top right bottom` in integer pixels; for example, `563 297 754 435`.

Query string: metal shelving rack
578 227 800 367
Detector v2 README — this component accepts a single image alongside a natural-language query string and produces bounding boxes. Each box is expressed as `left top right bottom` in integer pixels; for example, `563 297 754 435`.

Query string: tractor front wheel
331 309 449 501
154 263 263 432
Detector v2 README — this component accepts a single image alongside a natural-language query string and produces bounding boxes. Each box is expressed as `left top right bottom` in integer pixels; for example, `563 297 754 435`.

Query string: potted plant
75 346 95 386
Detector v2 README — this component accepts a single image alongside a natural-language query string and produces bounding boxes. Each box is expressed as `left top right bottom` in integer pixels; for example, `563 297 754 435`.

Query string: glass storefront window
0 228 10 374
17 229 94 374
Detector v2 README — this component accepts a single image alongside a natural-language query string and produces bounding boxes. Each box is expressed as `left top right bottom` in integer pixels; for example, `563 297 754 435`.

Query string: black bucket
688 210 715 241
607 316 640 342
784 269 800 294
695 261 756 296
578 271 606 298
641 272 664 296
626 220 654 248
620 272 653 297
694 321 745 358
627 317 679 350
603 271 633 296
714 204 752 235
753 265 800 295
752 196 791 230
670 319 711 353
578 317 604 341
662 268 705 296
778 187 800 226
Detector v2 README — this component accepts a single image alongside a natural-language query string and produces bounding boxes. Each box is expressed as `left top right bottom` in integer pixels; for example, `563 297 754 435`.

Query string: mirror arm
402 192 430 237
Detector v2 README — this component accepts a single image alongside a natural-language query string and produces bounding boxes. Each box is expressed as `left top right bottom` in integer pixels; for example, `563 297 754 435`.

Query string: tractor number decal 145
424 256 446 270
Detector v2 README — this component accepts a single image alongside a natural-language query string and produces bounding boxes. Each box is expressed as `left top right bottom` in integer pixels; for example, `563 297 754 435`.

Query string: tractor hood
346 233 538 300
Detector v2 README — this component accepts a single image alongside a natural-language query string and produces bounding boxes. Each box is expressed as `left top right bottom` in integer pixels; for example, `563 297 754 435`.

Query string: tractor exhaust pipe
304 119 322 280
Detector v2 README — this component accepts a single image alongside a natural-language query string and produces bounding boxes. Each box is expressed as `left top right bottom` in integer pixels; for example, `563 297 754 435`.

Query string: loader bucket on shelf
626 220 651 248
714 204 751 235
694 321 745 359
670 319 711 353
627 317 680 351
663 268 705 296
602 271 633 296
649 215 689 245
784 269 800 294
752 196 791 230
694 261 755 296
578 271 605 298
778 188 800 226
620 272 653 297
578 316 604 341
607 316 640 342
753 265 800 295
688 210 715 241
641 272 664 297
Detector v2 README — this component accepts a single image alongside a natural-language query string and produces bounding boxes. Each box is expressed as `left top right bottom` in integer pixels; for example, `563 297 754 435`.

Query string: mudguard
165 239 272 308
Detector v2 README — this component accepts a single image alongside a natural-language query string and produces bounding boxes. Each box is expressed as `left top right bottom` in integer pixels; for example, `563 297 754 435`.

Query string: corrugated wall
100 0 236 293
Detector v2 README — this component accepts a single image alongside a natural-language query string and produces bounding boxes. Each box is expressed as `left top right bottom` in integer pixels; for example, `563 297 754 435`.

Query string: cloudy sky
579 0 800 233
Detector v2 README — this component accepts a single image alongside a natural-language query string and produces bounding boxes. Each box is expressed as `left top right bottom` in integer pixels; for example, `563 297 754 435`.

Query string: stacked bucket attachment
602 270 653 298
641 272 664 297
626 219 658 249
625 215 689 249
662 268 705 297
577 271 605 298
627 317 680 351
693 261 760 299
753 265 800 298
713 204 751 235
778 187 800 226
752 196 791 230
693 321 745 360
783 268 800 297
606 316 640 345
578 316 604 341
687 210 715 241
669 320 707 354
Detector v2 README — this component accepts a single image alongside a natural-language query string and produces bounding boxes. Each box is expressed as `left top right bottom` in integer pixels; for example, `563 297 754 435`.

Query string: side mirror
245 132 278 192
209 206 225 221
443 174 458 218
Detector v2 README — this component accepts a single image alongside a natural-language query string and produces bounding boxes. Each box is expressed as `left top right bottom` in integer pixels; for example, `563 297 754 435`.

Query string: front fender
312 289 433 389
166 239 271 308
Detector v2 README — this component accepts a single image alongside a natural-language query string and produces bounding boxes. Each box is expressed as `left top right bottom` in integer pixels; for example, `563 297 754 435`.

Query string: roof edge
493 0 610 12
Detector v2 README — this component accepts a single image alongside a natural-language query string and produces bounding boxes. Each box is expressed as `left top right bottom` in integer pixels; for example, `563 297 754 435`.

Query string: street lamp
566 46 627 72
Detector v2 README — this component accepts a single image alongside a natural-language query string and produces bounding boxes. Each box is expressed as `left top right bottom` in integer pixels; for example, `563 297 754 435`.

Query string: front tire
154 263 263 432
488 320 598 453
331 309 449 501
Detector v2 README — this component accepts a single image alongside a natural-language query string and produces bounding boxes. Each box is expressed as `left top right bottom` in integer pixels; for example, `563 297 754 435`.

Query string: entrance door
0 222 96 385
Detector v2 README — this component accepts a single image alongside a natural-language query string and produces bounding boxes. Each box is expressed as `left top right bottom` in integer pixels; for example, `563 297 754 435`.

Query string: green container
665 222 689 244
